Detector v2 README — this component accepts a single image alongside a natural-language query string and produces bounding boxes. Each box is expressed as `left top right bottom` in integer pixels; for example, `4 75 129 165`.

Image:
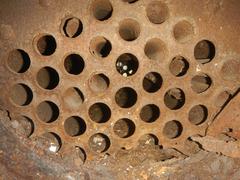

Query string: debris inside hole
143 72 162 93
90 36 112 58
11 116 34 138
113 118 135 138
164 88 185 110
194 40 215 64
138 134 159 145
191 74 212 93
88 133 110 153
62 146 87 165
163 120 183 139
169 56 189 77
116 53 139 77
34 132 62 153
62 17 83 38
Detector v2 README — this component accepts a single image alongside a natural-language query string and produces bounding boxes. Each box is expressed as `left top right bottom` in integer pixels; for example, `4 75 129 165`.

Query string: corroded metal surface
0 0 240 177
0 110 88 179
1 0 240 159
208 92 240 139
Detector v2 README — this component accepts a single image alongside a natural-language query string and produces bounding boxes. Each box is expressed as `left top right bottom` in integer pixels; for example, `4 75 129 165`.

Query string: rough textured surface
1 108 240 179
0 0 240 179
0 0 240 158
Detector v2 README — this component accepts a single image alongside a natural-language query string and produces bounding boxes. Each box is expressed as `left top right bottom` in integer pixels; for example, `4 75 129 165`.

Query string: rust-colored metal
0 0 240 175
192 135 240 158
208 92 240 139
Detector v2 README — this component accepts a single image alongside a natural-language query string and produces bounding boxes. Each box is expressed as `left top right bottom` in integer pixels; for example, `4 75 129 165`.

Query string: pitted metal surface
0 0 240 163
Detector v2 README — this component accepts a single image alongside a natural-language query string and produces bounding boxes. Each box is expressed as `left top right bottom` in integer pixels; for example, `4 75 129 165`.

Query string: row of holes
7 50 213 95
11 85 208 127
14 94 208 156
61 15 196 44
7 0 216 157
7 36 215 78
22 99 209 126
61 15 215 62
9 80 211 112
16 111 205 156
64 0 216 64
35 33 216 65
30 132 160 158
17 116 161 154
92 0 167 25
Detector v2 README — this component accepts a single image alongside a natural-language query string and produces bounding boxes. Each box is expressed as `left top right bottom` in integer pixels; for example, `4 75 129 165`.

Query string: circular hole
169 56 189 77
75 146 87 163
138 134 159 145
173 20 194 43
62 17 83 38
194 40 215 64
119 19 140 41
122 0 138 3
62 146 87 164
140 104 160 123
89 103 111 123
116 53 139 77
14 116 34 137
191 74 212 93
188 105 208 125
163 120 183 139
37 67 59 90
10 83 33 106
64 116 86 137
64 54 85 75
36 34 56 56
143 72 162 93
37 101 59 123
7 49 31 73
88 133 110 153
89 73 109 93
92 0 113 21
63 87 84 109
35 132 62 153
144 38 167 61
146 1 169 24
115 87 137 108
113 118 135 138
164 88 185 110
90 36 112 58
